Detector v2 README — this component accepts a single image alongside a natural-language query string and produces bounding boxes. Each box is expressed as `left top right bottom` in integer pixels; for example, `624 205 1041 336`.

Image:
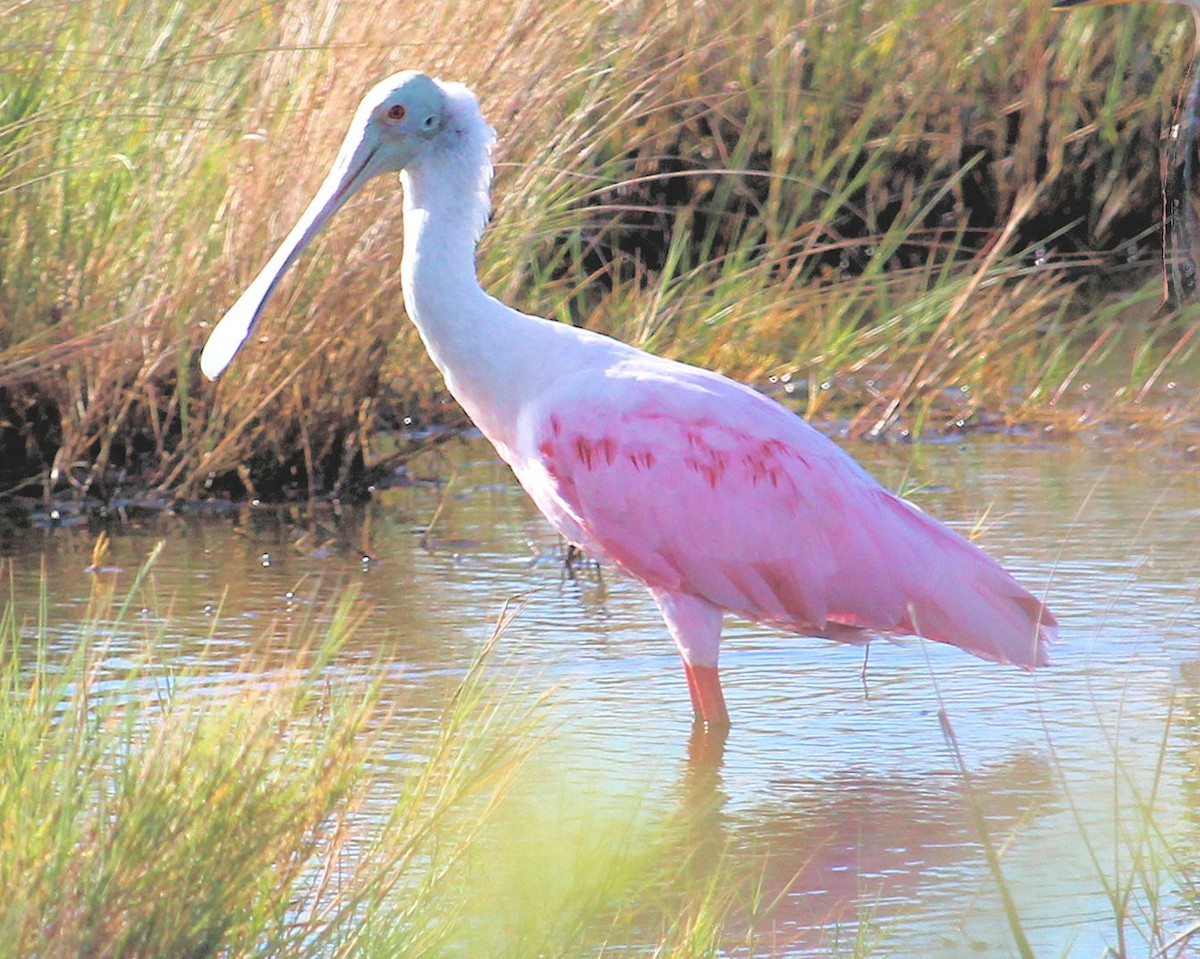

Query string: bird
201 72 1056 729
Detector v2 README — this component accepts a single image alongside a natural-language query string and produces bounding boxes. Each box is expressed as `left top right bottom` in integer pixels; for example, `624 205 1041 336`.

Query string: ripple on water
4 435 1198 957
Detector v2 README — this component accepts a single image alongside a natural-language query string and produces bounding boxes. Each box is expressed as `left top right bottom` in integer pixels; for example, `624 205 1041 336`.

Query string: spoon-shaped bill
200 138 381 380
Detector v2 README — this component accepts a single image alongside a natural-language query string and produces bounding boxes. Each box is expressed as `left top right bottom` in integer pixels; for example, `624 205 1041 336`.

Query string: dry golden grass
0 0 1197 500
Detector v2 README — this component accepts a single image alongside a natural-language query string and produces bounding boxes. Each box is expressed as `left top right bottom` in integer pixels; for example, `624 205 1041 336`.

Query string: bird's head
201 71 487 381
332 71 449 186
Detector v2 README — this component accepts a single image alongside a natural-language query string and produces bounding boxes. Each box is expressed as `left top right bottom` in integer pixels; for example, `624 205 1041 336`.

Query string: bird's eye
386 104 406 121
423 115 436 128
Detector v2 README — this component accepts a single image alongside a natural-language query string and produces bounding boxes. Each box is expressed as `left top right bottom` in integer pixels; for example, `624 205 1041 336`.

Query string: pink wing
515 360 1054 668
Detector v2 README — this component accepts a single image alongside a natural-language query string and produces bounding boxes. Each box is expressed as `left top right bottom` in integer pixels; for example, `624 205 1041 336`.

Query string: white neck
399 156 492 350
398 135 539 452
395 87 631 457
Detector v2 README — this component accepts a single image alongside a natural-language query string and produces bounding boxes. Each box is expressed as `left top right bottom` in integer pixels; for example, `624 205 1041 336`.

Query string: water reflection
675 745 1057 951
4 434 1200 956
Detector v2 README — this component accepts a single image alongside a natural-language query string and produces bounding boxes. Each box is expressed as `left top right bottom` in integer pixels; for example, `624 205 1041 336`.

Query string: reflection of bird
1056 0 1200 299
693 755 1057 946
202 73 1056 729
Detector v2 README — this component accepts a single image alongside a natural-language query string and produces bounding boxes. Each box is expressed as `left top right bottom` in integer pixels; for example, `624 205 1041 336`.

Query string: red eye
386 104 406 121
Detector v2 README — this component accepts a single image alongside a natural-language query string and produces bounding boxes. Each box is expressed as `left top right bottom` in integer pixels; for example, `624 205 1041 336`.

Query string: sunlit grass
0 547 774 959
0 0 1197 499
0 549 543 958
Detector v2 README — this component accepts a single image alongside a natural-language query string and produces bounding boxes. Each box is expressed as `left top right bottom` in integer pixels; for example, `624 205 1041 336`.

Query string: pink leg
684 661 730 729
649 587 730 728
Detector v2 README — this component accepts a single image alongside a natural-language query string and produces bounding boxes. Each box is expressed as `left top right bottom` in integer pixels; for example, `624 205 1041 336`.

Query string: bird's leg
684 661 730 729
649 587 730 729
685 717 729 771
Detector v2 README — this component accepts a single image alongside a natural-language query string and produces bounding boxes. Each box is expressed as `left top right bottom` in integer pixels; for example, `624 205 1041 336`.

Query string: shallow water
6 432 1200 956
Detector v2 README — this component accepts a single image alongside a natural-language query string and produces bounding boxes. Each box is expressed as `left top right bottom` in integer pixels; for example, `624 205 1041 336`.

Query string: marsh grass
0 546 780 959
940 687 1200 959
0 549 550 959
0 0 1198 500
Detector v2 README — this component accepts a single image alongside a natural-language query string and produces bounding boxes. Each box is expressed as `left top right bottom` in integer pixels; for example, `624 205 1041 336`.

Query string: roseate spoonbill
202 73 1056 729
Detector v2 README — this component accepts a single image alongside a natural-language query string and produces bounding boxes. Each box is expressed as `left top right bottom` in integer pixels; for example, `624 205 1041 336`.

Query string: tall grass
0 550 543 958
0 0 1197 500
0 547 784 959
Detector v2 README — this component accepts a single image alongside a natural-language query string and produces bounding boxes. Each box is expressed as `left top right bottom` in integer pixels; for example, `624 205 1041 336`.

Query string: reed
0 547 807 958
0 550 545 958
0 0 1196 501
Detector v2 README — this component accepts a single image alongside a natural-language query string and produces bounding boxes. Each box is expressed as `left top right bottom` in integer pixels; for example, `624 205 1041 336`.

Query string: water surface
6 433 1200 956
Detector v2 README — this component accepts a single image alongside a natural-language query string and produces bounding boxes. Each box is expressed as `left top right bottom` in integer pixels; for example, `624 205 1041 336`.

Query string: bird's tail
886 494 1055 669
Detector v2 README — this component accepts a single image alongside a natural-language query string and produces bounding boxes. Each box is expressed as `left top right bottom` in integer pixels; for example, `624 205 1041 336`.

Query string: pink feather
513 355 1055 674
